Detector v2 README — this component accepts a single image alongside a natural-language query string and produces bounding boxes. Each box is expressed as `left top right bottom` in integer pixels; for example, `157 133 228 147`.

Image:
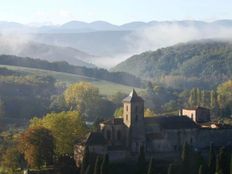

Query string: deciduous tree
18 126 54 169
30 111 88 156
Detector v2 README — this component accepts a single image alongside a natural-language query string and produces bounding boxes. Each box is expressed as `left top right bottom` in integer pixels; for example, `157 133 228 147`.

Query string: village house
180 106 211 123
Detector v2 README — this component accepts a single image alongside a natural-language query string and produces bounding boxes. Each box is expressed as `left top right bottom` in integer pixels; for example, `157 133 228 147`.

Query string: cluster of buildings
74 89 232 166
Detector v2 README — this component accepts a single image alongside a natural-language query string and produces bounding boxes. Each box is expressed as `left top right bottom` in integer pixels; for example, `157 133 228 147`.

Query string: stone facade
74 90 232 164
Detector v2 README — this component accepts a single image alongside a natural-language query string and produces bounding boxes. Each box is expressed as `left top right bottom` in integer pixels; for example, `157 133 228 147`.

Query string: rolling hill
112 40 232 88
0 65 143 96
0 55 143 88
0 37 95 68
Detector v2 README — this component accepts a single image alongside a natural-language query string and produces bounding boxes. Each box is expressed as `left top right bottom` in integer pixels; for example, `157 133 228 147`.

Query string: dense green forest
0 55 143 87
0 68 58 122
112 40 232 89
141 80 232 117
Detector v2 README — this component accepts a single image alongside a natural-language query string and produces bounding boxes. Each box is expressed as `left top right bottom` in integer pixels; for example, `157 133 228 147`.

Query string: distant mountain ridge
30 19 232 59
2 20 232 68
2 19 232 33
35 19 232 33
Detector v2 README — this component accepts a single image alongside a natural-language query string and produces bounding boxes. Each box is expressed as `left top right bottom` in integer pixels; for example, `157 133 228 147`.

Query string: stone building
74 89 232 165
180 106 211 123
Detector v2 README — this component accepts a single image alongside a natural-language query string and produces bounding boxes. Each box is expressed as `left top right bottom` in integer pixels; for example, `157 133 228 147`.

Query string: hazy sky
0 0 232 25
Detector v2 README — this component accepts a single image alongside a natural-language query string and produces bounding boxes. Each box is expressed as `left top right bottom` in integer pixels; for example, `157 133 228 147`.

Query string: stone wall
194 128 232 149
148 129 196 153
147 128 232 154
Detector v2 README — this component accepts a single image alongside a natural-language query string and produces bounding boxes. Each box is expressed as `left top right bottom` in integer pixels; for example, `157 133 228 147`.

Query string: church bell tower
123 89 145 153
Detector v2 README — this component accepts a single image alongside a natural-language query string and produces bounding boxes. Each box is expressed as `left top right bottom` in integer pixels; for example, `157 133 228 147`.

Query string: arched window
126 105 128 111
126 114 128 121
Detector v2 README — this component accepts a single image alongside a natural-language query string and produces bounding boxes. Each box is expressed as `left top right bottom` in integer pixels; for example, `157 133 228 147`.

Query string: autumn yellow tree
30 111 88 156
64 82 101 120
18 126 54 169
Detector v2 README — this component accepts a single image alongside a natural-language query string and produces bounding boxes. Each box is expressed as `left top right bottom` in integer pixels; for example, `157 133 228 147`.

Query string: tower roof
123 89 144 102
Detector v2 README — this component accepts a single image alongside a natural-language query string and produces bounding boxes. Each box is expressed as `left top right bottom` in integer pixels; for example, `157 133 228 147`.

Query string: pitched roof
123 89 144 102
85 132 107 146
102 118 123 125
144 116 199 129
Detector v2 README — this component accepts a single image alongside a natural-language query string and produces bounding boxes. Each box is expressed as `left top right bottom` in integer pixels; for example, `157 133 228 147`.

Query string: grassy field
0 65 144 96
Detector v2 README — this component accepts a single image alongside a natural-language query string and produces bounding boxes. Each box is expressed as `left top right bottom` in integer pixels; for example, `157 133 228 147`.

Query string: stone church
74 89 232 165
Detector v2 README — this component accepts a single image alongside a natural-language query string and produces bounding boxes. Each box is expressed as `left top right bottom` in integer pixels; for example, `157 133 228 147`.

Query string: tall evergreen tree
210 90 216 109
168 163 174 174
147 158 155 174
216 154 223 174
181 142 206 174
216 147 229 174
230 154 232 174
194 152 205 174
181 142 191 174
94 156 102 174
100 154 109 174
137 146 146 174
200 90 206 107
181 142 190 162
196 88 201 105
198 165 203 174
208 143 216 174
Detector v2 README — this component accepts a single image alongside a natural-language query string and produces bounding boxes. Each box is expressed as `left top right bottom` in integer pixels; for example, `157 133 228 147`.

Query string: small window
126 114 128 121
126 105 128 111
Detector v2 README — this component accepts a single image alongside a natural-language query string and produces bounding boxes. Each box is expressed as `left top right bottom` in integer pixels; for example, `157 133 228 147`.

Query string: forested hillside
0 68 58 122
112 40 232 89
0 68 121 125
0 55 143 87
